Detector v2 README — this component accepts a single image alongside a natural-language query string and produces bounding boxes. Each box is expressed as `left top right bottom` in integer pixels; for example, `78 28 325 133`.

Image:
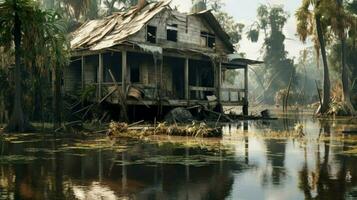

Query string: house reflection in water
1 118 357 199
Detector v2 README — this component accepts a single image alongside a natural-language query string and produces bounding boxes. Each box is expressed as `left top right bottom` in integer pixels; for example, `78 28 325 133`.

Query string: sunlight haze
171 0 309 60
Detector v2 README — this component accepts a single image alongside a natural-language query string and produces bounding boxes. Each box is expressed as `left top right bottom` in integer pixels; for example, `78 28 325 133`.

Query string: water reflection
1 116 357 199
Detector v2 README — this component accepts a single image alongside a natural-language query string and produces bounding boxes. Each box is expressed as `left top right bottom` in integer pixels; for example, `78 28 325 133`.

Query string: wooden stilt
217 61 222 101
243 65 249 115
98 54 103 101
81 56 85 90
185 58 189 101
122 51 127 94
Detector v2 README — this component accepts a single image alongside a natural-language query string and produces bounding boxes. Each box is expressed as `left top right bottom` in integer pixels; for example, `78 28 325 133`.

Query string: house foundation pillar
243 65 249 115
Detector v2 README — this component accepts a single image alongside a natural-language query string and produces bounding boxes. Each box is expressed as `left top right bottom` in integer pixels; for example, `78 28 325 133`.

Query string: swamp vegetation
0 0 357 199
0 0 356 132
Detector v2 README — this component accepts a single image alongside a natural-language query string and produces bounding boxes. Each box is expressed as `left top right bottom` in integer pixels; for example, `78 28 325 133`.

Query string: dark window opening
147 25 157 43
200 31 216 48
103 52 121 83
167 24 178 42
130 66 140 83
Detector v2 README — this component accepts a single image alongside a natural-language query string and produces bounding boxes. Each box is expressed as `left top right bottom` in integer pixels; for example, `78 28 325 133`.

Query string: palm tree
0 0 36 132
296 0 331 114
0 0 68 132
44 12 69 129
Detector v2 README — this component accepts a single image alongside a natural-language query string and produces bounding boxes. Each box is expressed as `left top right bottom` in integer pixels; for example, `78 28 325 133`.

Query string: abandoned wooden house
65 0 262 119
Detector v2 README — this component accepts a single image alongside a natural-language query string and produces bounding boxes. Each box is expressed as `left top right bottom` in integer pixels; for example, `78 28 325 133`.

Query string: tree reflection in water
1 117 357 199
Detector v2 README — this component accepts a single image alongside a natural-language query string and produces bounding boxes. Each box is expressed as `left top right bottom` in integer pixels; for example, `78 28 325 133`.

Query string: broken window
200 31 216 48
167 24 178 42
147 25 157 43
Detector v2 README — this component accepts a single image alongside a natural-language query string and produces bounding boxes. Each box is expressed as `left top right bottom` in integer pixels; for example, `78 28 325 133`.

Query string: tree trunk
5 10 32 132
315 15 331 115
336 0 355 115
341 38 356 114
53 64 62 129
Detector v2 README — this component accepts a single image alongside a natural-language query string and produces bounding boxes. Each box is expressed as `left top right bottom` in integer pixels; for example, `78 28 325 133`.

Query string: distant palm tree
296 0 331 114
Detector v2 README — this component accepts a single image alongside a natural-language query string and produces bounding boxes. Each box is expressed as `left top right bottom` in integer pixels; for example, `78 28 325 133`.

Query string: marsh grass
0 155 37 164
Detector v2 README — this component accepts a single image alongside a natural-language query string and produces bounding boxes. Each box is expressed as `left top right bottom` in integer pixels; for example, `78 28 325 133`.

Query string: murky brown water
1 113 357 200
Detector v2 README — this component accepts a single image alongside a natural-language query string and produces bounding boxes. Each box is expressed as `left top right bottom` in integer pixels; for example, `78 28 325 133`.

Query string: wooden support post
122 51 127 94
243 65 249 115
159 56 163 94
184 58 189 101
98 54 103 101
213 60 221 102
217 61 222 101
195 67 200 99
81 56 85 90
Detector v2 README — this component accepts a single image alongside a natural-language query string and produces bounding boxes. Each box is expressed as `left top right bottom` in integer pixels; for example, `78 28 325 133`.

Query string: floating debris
107 122 129 136
108 121 222 138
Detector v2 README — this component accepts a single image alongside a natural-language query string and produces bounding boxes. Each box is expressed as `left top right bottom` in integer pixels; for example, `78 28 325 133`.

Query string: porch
65 48 250 115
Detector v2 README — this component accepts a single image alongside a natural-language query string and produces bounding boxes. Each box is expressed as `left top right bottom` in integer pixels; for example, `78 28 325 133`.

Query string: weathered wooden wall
64 59 82 92
128 10 231 54
84 55 99 85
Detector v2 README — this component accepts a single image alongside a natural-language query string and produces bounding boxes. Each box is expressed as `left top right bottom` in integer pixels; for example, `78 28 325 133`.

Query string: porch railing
221 88 245 102
91 82 158 101
189 86 215 100
88 83 245 104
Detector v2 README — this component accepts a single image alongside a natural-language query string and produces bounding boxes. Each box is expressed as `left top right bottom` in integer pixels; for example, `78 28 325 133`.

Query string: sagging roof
71 0 172 51
70 0 234 53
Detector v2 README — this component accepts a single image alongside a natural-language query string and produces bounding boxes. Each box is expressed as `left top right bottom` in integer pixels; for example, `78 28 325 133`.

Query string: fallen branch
72 104 92 115
82 104 95 119
128 120 145 127
204 109 233 122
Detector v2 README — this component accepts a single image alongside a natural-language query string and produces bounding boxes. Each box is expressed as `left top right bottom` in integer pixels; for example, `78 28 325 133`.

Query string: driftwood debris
72 104 92 115
99 87 117 104
204 108 234 122
99 120 145 135
107 121 222 137
55 120 83 133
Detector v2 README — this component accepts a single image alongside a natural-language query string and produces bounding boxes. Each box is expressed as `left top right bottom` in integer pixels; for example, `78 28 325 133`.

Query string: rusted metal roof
70 0 172 51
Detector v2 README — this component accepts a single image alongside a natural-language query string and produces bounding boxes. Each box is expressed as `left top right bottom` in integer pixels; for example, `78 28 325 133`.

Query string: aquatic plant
294 123 305 137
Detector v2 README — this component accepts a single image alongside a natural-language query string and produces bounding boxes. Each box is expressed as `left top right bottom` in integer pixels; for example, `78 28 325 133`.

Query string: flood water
1 113 357 200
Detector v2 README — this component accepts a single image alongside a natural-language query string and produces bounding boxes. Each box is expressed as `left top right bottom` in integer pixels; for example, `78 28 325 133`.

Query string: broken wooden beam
108 69 129 122
99 87 117 104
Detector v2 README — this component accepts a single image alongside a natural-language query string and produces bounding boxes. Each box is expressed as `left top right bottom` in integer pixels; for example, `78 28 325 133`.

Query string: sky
171 0 310 60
